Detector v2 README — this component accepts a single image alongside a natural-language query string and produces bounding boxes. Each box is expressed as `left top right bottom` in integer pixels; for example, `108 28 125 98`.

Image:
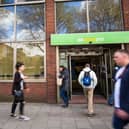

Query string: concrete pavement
0 103 128 129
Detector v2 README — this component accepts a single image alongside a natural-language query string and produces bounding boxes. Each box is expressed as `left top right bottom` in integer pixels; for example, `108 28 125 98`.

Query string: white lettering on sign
96 38 104 42
78 38 84 42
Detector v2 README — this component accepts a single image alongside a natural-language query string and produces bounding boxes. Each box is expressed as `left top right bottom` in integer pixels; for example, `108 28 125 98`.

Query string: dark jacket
120 64 129 114
60 68 70 92
12 71 27 95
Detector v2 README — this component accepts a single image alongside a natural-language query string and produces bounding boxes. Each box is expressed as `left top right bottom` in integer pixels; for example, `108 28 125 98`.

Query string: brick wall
122 0 129 30
46 0 57 103
0 83 47 102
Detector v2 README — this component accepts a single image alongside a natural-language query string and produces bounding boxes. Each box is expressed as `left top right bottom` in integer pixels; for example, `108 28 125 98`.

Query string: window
0 43 13 80
16 4 45 41
0 0 14 4
56 0 123 33
0 6 14 41
0 2 45 81
89 0 123 32
16 43 45 79
56 1 88 33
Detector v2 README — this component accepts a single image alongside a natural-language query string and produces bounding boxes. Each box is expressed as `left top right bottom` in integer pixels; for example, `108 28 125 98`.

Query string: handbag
57 78 63 86
14 90 23 97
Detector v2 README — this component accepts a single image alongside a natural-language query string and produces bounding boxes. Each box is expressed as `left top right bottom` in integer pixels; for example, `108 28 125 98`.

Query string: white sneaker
19 115 30 121
10 113 17 117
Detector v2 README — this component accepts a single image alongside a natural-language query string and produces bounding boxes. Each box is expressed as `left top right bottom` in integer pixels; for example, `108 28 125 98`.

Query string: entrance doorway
70 56 101 95
59 45 121 103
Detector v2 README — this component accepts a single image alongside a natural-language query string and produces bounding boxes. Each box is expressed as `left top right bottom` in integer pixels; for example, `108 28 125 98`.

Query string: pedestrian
59 65 70 108
10 62 30 121
78 63 97 117
108 65 120 106
113 49 129 129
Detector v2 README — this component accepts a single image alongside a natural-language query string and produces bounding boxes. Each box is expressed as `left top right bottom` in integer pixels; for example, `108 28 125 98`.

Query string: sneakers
18 115 30 121
87 113 96 117
10 113 17 117
61 104 69 108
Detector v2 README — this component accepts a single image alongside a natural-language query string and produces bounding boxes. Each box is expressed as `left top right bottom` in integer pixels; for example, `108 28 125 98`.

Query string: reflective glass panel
56 0 123 33
89 0 123 32
0 6 14 41
0 0 14 4
16 43 45 79
56 1 88 33
0 43 13 80
16 4 45 41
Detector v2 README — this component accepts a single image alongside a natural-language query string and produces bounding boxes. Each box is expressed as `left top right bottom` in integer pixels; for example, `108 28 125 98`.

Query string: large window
56 0 123 33
89 0 123 32
16 4 45 41
56 1 88 33
0 1 45 81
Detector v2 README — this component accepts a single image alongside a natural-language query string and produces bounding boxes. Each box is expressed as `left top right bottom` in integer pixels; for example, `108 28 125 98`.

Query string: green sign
51 31 129 46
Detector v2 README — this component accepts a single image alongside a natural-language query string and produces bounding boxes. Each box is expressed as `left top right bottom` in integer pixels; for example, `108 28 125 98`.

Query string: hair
85 63 90 67
15 62 24 70
59 65 65 70
115 49 129 55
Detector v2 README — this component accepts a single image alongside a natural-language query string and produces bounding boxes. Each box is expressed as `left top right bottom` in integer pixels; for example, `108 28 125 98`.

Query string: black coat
60 68 70 93
12 71 26 95
120 64 129 114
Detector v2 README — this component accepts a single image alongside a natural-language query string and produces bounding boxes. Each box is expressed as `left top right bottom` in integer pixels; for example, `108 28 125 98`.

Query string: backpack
82 71 91 87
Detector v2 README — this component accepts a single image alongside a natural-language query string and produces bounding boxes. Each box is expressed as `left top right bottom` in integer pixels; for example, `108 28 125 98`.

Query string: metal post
86 0 90 32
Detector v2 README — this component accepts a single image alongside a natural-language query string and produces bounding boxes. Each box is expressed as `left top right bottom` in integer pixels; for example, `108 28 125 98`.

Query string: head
113 49 129 67
59 65 65 72
15 62 25 72
85 63 90 68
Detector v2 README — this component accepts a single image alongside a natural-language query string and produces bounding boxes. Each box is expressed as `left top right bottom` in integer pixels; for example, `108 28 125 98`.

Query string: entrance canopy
51 31 129 46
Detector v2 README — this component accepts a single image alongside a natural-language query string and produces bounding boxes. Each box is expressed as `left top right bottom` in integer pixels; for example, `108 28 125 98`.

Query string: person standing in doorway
78 64 97 117
59 65 70 108
10 62 30 121
113 49 129 129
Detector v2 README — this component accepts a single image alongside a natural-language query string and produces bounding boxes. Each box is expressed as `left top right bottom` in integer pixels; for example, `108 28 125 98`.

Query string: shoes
61 104 69 108
10 113 17 117
87 113 96 117
18 115 30 121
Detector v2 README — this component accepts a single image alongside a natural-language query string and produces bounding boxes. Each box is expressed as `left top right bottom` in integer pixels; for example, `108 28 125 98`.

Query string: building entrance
59 45 121 102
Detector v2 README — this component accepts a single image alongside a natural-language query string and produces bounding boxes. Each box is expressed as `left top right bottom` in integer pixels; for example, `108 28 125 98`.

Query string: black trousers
11 95 25 115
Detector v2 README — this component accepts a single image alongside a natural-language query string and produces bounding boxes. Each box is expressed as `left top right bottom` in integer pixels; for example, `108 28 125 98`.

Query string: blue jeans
60 87 69 106
113 113 129 129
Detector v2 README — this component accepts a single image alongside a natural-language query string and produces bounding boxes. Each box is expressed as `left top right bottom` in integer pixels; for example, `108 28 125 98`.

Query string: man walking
78 64 97 117
113 49 129 129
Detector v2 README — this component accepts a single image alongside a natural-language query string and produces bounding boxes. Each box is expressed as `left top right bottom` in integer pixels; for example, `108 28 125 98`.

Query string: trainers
19 115 30 121
87 113 96 117
10 113 17 117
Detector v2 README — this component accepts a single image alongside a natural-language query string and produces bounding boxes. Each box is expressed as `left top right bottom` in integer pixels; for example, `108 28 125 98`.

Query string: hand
115 109 129 120
25 88 30 93
23 76 28 79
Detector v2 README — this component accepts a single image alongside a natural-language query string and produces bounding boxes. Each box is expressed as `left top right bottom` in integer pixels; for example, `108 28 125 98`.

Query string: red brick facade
122 0 129 30
46 0 57 103
0 0 129 103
